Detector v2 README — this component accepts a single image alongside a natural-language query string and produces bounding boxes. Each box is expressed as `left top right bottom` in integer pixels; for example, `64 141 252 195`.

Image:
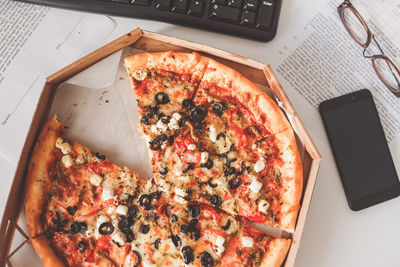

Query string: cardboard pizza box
0 28 321 267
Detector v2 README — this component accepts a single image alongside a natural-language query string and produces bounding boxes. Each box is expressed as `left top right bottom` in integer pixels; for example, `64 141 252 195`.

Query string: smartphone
319 89 400 211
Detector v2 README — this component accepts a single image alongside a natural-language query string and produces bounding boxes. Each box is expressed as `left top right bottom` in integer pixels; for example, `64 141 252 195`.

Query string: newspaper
270 0 400 170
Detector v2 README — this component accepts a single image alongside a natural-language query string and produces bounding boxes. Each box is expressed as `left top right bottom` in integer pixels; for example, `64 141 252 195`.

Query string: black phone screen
319 89 400 210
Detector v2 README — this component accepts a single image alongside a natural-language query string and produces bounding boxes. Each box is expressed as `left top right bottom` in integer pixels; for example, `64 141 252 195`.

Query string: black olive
125 230 135 243
161 116 170 124
150 191 162 200
183 164 194 173
195 122 205 134
128 205 138 220
202 159 213 169
154 238 161 249
159 134 168 142
77 241 86 253
224 167 236 177
209 194 222 207
171 214 178 223
147 106 159 118
99 222 114 235
190 105 208 122
146 212 159 221
139 194 151 207
66 206 77 216
180 224 190 234
141 116 150 125
230 144 235 151
182 99 194 109
55 219 68 232
168 135 174 145
234 168 245 176
191 228 201 241
174 128 183 137
216 133 225 140
207 178 218 188
171 234 182 248
201 252 214 267
226 158 237 168
47 231 55 240
155 92 170 105
132 250 142 267
228 177 242 189
140 224 150 234
237 250 243 256
79 222 87 234
178 117 186 127
68 221 81 234
94 152 106 160
221 219 231 230
188 204 200 218
52 211 61 224
118 217 131 233
199 181 207 187
149 140 161 150
182 246 194 264
212 102 224 116
188 218 198 229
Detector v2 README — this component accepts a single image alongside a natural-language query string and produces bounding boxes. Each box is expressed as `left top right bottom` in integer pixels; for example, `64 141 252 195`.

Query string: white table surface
1 1 400 266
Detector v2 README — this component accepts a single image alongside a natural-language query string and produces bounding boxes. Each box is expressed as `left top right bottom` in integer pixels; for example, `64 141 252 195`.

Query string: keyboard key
156 0 171 10
241 10 256 26
209 4 240 23
131 0 151 5
256 0 275 29
211 0 226 4
173 0 187 13
227 0 242 8
243 0 257 11
188 0 204 16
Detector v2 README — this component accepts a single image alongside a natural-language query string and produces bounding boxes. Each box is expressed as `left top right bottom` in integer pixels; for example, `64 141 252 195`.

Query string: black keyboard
15 0 282 42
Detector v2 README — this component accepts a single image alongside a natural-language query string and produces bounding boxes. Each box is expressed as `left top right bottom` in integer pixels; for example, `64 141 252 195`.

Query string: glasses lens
342 7 369 46
373 57 400 93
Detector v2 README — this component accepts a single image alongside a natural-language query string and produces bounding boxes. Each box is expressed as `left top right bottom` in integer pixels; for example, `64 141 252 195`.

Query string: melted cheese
90 174 103 186
254 158 265 173
249 177 263 193
116 205 128 216
242 236 254 247
258 199 270 213
61 155 73 168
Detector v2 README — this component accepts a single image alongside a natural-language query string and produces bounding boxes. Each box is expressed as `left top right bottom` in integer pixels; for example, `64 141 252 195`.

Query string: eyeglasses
338 0 400 97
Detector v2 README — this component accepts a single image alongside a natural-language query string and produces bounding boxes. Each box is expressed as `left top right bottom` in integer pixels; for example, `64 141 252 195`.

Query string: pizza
125 51 303 232
25 51 302 267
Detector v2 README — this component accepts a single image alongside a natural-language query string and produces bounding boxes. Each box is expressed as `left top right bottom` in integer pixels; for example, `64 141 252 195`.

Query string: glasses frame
338 0 400 97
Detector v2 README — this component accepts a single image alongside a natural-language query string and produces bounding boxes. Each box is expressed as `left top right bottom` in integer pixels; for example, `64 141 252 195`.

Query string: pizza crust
260 238 291 267
24 115 66 266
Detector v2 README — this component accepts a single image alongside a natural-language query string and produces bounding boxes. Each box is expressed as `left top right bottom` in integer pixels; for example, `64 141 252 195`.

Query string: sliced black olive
171 214 178 223
230 144 235 151
132 250 142 267
55 219 68 232
212 102 224 116
66 206 77 216
237 250 243 256
128 205 138 220
191 228 201 241
188 218 198 228
118 217 131 233
149 140 161 150
180 224 190 234
202 159 214 169
209 194 222 207
171 234 182 248
182 246 194 264
150 191 162 200
154 238 161 249
221 219 231 230
94 152 106 160
146 212 159 221
125 230 135 243
190 105 207 122
159 134 168 142
147 106 159 118
188 204 200 218
161 116 170 124
224 167 235 177
140 224 150 234
182 99 194 109
228 177 242 189
77 241 86 253
216 133 225 140
155 92 170 105
141 116 150 125
139 194 151 207
201 251 214 267
51 211 61 224
183 164 194 173
99 222 114 235
79 222 87 234
226 158 237 168
207 178 218 188
168 135 174 145
195 122 205 134
47 231 55 240
199 181 207 187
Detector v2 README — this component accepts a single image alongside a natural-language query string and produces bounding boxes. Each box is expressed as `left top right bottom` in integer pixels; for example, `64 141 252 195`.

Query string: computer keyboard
15 0 282 42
